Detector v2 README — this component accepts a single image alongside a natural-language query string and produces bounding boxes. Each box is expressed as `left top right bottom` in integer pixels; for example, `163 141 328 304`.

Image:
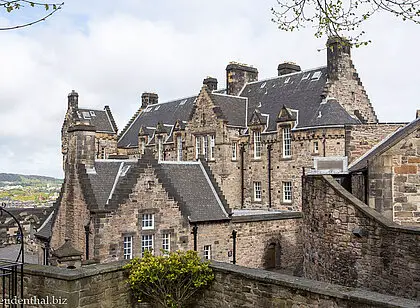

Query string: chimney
416 110 420 119
68 90 78 110
67 122 96 169
226 62 258 96
141 92 159 108
327 36 351 80
203 77 218 92
277 62 301 76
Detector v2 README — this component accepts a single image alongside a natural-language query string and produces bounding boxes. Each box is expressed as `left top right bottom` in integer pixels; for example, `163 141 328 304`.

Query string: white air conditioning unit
310 156 348 175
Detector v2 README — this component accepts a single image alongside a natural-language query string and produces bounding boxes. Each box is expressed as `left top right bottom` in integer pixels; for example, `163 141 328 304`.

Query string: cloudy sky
0 1 418 178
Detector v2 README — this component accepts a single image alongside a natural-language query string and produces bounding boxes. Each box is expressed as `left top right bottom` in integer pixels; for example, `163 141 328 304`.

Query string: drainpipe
192 224 198 251
240 144 245 209
45 240 50 265
322 133 326 157
232 230 237 264
267 143 272 208
84 225 90 260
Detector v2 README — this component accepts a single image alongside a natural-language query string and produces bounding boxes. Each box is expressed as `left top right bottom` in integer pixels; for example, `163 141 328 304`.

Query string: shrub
124 250 214 308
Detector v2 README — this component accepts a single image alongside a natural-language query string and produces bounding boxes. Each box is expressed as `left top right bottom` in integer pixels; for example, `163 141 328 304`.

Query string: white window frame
209 135 215 160
283 181 292 203
141 139 146 155
254 181 262 201
100 147 106 159
123 236 133 260
141 234 154 256
195 136 201 159
162 233 170 255
231 142 237 161
283 127 291 158
142 213 154 230
203 245 211 260
203 135 208 160
254 131 261 159
313 141 319 154
177 135 182 161
158 137 164 161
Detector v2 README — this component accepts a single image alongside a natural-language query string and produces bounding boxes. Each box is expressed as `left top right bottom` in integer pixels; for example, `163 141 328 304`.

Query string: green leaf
45 3 49 10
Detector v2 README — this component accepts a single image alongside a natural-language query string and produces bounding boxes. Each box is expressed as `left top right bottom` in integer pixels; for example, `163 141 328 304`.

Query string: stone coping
317 175 420 235
210 261 420 308
21 260 129 281
231 211 302 223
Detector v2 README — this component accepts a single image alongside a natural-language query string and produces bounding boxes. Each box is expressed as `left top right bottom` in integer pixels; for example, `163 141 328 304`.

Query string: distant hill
0 173 62 187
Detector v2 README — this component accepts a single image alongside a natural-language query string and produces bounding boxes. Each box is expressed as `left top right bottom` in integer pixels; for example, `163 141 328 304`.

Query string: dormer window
157 137 164 161
282 126 291 158
253 130 261 159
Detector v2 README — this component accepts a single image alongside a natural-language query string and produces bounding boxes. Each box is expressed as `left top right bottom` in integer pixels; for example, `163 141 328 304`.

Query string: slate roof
87 160 138 208
76 108 116 133
240 67 358 131
0 206 53 228
118 96 197 148
159 162 231 222
349 117 420 172
210 94 247 127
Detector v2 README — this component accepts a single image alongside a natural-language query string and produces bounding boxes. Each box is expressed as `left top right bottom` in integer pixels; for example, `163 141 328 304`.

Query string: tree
271 0 420 46
124 250 214 308
1 1 64 31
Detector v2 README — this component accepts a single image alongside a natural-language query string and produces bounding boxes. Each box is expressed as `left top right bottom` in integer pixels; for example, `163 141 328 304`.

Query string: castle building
36 37 419 267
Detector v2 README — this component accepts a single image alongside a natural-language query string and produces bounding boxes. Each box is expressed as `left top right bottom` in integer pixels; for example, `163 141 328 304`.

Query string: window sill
280 157 292 161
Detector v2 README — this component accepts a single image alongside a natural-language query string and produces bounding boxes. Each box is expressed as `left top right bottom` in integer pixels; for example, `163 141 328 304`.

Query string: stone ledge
231 211 302 223
209 261 420 308
21 260 129 281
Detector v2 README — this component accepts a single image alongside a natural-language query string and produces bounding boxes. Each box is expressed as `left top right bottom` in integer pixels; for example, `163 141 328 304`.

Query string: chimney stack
68 90 79 110
327 36 351 80
226 62 258 96
67 122 96 169
203 77 218 92
141 92 159 108
277 62 301 76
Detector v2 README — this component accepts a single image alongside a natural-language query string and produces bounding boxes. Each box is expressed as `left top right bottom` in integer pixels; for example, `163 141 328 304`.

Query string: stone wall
302 174 420 300
345 123 403 164
19 261 420 308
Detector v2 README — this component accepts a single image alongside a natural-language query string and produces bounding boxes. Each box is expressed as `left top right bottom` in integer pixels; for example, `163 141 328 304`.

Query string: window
100 147 105 159
158 137 164 161
141 139 146 155
209 135 215 160
231 142 237 160
177 136 182 161
283 182 292 203
283 127 291 157
253 131 261 159
254 181 262 201
313 141 319 154
195 136 201 159
203 245 211 260
203 135 208 160
141 234 154 256
162 233 170 255
142 214 154 230
123 236 133 260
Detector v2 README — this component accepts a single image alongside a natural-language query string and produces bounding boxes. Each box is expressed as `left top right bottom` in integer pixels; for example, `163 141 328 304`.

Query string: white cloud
0 0 419 178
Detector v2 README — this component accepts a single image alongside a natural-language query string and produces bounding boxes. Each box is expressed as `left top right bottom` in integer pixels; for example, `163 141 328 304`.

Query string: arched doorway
263 240 282 269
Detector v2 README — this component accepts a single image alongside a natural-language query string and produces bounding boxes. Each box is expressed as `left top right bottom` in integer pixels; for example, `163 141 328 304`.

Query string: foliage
124 250 214 308
271 0 420 46
1 1 64 30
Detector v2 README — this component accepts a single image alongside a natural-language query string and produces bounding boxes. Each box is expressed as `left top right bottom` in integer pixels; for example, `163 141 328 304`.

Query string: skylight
82 111 91 119
311 71 322 80
284 77 291 84
179 99 187 105
260 82 266 88
89 111 96 117
301 73 311 80
155 105 160 111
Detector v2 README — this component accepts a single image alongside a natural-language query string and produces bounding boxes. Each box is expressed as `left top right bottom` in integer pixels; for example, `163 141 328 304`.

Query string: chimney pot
68 90 79 109
203 77 218 91
277 62 301 76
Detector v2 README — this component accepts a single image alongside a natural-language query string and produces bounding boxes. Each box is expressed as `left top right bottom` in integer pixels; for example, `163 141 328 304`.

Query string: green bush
124 250 214 308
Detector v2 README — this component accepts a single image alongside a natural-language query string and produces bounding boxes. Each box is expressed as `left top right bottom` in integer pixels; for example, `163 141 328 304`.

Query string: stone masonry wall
302 174 420 300
19 261 420 308
345 123 404 164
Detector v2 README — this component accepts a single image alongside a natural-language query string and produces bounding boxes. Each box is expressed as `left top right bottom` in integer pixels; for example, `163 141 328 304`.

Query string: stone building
61 90 118 168
349 113 420 225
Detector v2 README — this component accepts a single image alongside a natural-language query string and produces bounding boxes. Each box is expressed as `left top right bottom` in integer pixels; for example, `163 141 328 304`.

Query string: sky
0 1 419 179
